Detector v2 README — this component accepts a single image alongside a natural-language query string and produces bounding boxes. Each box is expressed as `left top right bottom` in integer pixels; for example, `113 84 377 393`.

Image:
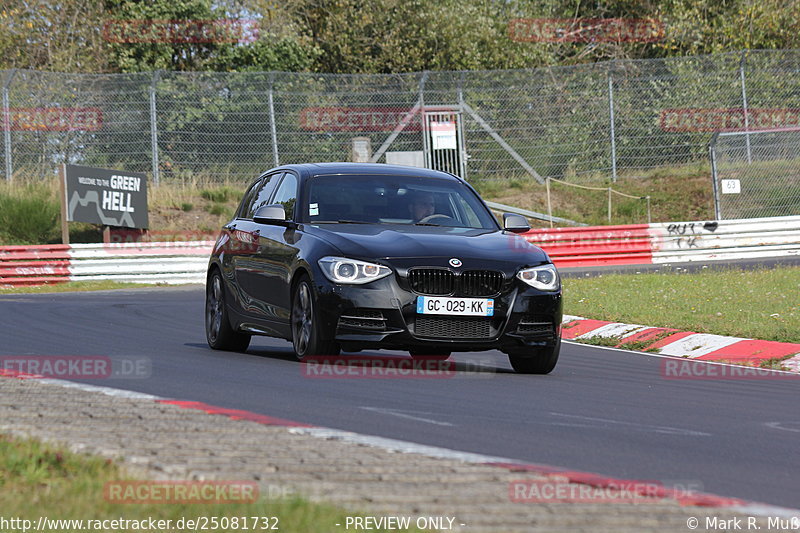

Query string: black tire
507 338 561 374
206 270 251 352
409 348 451 361
291 276 340 360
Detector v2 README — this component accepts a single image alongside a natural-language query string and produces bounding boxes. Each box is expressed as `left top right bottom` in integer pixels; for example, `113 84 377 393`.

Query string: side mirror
253 204 287 224
502 213 530 233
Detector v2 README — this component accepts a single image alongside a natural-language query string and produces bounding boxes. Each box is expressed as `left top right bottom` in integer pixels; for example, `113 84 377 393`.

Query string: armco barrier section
649 215 800 264
0 241 213 286
521 224 658 268
2 216 800 286
523 215 800 268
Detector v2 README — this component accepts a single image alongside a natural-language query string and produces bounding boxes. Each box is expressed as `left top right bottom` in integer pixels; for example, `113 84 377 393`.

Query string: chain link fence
3 50 800 200
710 128 800 219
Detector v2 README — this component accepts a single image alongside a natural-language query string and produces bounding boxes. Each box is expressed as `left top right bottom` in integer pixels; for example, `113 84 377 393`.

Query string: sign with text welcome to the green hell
64 165 149 229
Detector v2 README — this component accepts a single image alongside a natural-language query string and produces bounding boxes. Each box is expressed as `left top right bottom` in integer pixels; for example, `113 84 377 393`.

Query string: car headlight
318 257 392 285
517 264 560 291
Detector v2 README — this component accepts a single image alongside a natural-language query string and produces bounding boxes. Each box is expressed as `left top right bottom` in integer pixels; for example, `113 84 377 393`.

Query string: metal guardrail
522 215 800 268
1 216 799 286
0 241 211 286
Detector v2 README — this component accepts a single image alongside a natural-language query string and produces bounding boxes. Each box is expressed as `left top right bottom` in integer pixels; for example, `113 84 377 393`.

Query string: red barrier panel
522 224 656 267
1 245 72 286
0 265 70 277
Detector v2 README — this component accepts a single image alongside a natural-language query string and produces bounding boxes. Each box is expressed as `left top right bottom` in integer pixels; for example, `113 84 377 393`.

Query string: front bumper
313 273 562 353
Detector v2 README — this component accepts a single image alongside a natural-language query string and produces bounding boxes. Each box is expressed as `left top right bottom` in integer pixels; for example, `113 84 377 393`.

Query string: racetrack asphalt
1 286 798 509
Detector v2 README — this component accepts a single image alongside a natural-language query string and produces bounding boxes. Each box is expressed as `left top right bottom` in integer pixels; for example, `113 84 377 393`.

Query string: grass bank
1 164 715 245
0 176 241 245
563 265 800 344
0 433 421 533
471 163 714 227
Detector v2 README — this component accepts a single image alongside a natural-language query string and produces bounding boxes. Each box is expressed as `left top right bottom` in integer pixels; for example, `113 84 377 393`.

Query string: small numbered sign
721 179 741 194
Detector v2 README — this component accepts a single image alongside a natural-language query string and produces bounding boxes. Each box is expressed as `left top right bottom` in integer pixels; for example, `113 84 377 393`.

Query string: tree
0 0 108 72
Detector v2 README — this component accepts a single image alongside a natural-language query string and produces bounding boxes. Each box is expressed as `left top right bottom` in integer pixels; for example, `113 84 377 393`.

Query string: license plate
416 296 494 316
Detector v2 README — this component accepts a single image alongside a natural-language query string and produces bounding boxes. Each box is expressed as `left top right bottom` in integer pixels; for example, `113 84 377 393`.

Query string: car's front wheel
291 276 340 360
507 338 560 374
206 270 251 352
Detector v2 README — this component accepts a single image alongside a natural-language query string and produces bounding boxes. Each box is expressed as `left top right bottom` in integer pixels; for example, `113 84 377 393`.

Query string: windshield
305 174 499 230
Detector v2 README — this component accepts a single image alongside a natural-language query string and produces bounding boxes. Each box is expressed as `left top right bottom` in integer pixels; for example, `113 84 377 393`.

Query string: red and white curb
562 315 800 372
1 368 797 517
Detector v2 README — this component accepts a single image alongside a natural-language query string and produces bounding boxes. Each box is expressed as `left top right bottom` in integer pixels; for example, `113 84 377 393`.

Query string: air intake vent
460 270 504 296
408 269 503 296
415 316 492 339
337 309 386 330
516 315 553 336
408 269 454 295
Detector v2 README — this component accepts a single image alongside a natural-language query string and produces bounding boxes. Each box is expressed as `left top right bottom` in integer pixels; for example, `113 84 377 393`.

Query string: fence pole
2 69 16 181
149 71 160 186
419 71 430 169
608 187 612 223
709 135 722 220
607 68 617 182
739 51 752 164
269 72 279 166
457 71 467 180
546 178 553 228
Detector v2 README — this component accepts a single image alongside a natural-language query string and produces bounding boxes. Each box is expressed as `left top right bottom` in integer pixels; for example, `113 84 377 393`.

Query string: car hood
304 223 550 269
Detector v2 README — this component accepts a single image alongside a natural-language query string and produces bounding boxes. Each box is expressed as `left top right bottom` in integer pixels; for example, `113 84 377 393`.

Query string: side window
271 173 298 220
237 178 262 219
246 172 283 219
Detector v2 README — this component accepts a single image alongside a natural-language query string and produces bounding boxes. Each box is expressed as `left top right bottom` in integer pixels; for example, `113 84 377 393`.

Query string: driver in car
409 191 436 222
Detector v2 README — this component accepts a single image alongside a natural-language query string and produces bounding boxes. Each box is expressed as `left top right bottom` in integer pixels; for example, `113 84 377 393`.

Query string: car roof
272 163 462 181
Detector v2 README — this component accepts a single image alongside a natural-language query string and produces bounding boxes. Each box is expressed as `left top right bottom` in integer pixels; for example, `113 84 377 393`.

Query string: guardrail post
2 69 17 182
269 72 279 166
607 66 617 182
149 70 161 186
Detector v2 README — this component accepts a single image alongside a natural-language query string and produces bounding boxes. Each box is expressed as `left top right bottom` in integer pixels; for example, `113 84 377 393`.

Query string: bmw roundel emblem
449 258 462 268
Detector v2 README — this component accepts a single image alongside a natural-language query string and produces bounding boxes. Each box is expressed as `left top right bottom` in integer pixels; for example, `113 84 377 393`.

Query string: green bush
200 187 236 203
0 187 60 245
207 203 228 216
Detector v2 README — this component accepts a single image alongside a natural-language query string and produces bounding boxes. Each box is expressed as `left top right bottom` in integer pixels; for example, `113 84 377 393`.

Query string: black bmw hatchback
205 163 562 374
